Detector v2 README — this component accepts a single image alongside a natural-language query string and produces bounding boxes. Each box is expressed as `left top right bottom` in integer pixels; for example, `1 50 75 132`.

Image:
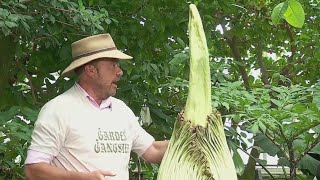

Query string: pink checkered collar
75 83 112 110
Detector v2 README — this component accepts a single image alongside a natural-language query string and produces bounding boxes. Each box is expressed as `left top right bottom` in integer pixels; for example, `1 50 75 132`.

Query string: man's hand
25 163 116 180
88 170 116 180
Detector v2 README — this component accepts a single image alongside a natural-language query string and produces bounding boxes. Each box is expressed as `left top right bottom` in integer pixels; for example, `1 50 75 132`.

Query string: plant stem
287 142 296 180
296 136 320 163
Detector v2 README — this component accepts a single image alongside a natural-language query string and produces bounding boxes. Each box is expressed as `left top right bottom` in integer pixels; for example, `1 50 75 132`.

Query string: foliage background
0 0 319 179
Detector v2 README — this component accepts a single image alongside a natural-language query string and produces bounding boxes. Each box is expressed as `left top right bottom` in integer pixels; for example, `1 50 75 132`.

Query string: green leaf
256 159 267 166
284 0 305 28
283 103 294 110
221 102 230 111
94 23 104 31
271 2 289 25
149 105 171 120
49 15 55 23
73 15 80 23
105 18 112 24
234 60 245 67
10 132 31 142
0 106 20 123
21 107 39 122
78 0 85 10
164 43 174 54
271 98 282 107
150 63 160 74
0 8 10 17
8 14 19 22
176 37 185 47
261 103 271 109
250 122 259 134
232 114 242 124
298 154 320 176
17 3 27 9
21 21 30 32
130 75 140 81
138 40 144 48
5 160 16 168
292 103 306 113
232 150 245 175
169 57 184 65
120 36 128 46
89 0 96 6
81 25 86 32
255 134 280 156
258 121 267 134
4 21 18 28
312 85 320 108
110 18 118 24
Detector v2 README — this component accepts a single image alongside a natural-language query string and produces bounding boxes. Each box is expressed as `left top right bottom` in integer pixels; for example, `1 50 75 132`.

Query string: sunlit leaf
284 0 305 28
271 2 289 25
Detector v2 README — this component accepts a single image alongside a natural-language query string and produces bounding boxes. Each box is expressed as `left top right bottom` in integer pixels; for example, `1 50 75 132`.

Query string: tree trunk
288 142 296 180
289 163 296 180
240 143 260 180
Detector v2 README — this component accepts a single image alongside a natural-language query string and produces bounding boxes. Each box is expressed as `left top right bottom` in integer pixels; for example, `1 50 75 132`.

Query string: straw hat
62 33 132 76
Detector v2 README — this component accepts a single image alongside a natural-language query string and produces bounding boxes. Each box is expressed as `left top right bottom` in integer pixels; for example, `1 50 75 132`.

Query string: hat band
73 47 117 61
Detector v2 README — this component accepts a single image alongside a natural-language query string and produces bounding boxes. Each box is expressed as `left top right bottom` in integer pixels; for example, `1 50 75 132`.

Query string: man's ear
84 64 97 77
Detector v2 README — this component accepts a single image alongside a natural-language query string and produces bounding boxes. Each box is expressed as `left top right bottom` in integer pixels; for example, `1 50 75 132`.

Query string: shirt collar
75 83 112 110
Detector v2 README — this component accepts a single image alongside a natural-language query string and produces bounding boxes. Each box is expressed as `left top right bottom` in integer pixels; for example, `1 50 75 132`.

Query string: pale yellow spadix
185 4 212 128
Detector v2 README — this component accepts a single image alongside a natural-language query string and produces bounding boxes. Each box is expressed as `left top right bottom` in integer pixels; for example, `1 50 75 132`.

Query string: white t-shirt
27 84 155 180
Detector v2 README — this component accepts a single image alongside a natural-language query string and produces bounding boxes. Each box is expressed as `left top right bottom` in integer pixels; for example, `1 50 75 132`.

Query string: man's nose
117 67 123 77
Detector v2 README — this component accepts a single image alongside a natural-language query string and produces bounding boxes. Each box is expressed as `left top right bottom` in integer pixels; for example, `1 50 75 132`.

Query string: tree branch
284 23 296 63
264 131 290 160
37 4 76 13
44 19 75 27
296 136 320 163
291 122 320 138
278 23 297 86
257 42 270 85
221 24 250 90
127 0 151 17
16 56 38 105
64 32 91 37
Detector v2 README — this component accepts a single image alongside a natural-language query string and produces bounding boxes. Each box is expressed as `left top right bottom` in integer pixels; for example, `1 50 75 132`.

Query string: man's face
90 58 123 99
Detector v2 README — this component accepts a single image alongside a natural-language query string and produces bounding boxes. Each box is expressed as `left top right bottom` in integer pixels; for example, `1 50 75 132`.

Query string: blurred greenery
0 0 319 179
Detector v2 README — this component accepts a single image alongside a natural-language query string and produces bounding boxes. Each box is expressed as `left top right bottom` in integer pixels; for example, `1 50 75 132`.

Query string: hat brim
62 50 132 76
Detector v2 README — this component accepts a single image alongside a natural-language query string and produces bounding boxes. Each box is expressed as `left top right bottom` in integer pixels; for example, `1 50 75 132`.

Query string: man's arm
25 163 115 180
142 140 169 164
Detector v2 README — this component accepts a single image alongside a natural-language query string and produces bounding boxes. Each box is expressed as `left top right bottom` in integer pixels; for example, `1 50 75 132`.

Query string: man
25 34 169 180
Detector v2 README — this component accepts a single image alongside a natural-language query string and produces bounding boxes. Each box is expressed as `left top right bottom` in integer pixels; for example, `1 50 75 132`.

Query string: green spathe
158 110 238 179
157 4 237 180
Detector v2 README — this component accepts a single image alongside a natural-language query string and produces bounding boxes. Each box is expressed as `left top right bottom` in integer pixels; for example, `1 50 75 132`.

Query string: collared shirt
26 83 114 164
75 83 112 110
26 83 155 180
